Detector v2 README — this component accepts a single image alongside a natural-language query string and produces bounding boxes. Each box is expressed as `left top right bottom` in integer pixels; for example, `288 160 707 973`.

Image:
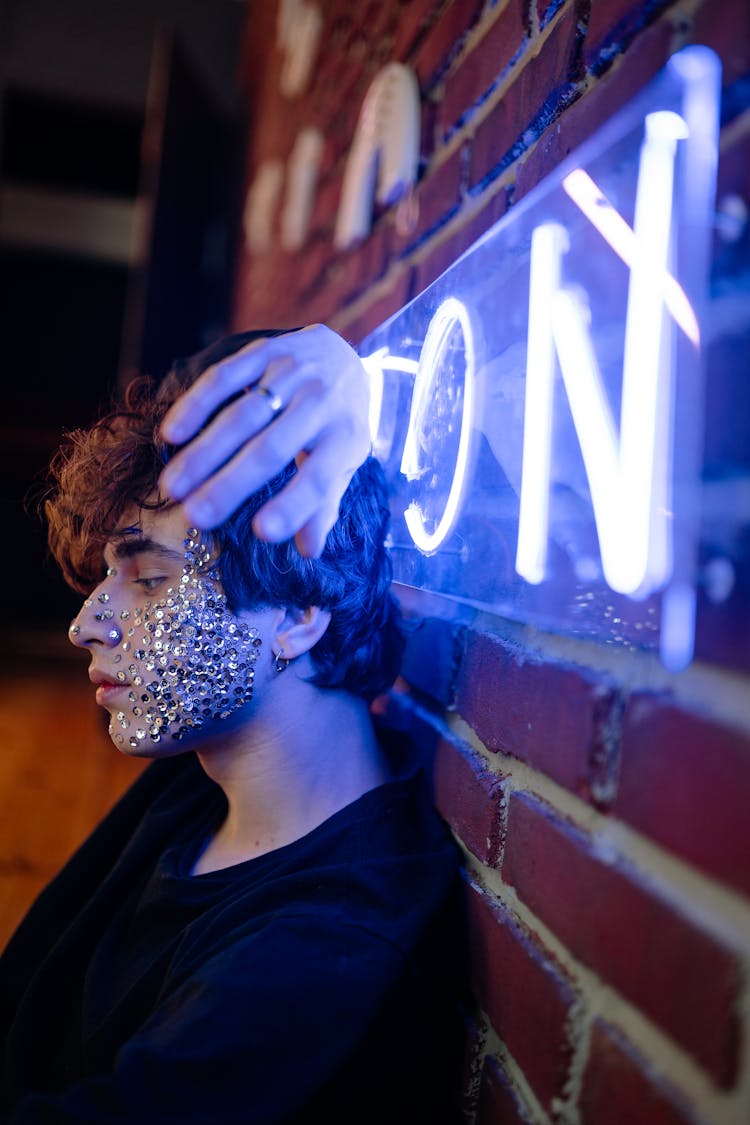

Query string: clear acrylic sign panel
360 47 722 670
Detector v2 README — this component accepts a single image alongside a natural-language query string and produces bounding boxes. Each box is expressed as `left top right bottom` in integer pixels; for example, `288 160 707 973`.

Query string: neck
191 669 388 874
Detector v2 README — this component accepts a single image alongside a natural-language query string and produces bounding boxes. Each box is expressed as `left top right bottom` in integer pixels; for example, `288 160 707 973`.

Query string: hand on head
158 324 372 557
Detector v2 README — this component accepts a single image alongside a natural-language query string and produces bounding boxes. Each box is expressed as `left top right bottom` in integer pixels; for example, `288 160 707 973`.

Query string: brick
467 5 583 189
389 144 467 258
459 1010 487 1120
503 791 742 1085
309 170 343 237
467 97 516 190
322 71 377 170
584 0 675 75
514 16 674 200
412 186 512 296
323 220 390 305
537 0 571 28
318 14 356 70
334 268 415 347
289 234 332 296
400 613 464 705
313 50 351 120
298 227 392 323
584 0 649 60
238 0 277 97
350 0 397 44
290 270 338 327
419 96 438 164
440 0 528 138
340 38 372 101
313 132 338 182
433 735 506 865
690 0 750 85
309 39 380 144
580 1020 698 1125
614 694 750 898
456 631 621 805
413 0 485 91
323 13 354 55
233 257 297 329
393 0 443 63
465 880 576 1109
476 1054 531 1125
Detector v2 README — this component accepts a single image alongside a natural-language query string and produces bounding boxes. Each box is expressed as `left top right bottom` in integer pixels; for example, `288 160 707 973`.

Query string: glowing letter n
515 111 689 599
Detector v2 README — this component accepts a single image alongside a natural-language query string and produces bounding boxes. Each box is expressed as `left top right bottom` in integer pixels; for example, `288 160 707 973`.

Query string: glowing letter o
401 297 476 554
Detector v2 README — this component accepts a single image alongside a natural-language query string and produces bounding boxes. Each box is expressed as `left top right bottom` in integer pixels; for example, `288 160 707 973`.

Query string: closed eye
135 576 167 592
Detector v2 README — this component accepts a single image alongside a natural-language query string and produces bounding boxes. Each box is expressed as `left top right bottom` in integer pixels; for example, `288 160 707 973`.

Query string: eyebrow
107 527 185 564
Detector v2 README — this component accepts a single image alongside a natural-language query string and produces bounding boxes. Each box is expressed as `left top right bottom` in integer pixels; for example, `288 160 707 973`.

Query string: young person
0 327 463 1123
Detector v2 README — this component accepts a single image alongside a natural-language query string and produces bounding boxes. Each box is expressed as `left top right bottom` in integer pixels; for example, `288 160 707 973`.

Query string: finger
161 355 332 504
177 405 334 529
171 374 347 523
293 506 341 558
251 435 358 544
159 383 287 500
160 330 323 443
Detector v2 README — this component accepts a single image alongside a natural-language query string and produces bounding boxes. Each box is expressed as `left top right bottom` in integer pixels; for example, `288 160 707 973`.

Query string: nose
68 586 123 649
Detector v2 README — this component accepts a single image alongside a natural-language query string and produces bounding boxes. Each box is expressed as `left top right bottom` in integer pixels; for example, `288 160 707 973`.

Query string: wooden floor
0 632 145 951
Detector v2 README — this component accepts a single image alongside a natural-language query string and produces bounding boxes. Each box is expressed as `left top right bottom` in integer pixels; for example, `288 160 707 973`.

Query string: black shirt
0 738 464 1123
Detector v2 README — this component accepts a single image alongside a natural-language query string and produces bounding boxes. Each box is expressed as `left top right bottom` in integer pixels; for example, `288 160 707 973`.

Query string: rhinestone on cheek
145 531 261 743
103 528 263 751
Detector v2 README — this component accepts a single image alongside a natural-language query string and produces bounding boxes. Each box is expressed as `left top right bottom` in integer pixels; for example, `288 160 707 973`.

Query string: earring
274 649 291 674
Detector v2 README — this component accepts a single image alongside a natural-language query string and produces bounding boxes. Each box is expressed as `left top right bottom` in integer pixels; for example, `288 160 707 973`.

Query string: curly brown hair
45 378 172 593
44 330 404 700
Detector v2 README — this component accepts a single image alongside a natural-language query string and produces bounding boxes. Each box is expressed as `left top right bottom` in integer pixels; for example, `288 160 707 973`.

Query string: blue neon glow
400 298 477 554
516 112 689 604
359 47 725 670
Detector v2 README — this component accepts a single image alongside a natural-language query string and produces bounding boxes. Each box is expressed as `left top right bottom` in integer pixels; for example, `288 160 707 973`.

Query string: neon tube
401 297 476 553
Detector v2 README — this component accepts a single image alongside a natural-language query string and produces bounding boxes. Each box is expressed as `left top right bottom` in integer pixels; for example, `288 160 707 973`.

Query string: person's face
68 502 274 756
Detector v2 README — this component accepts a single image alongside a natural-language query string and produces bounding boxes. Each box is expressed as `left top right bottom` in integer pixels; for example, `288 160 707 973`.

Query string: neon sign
400 297 478 554
360 47 723 670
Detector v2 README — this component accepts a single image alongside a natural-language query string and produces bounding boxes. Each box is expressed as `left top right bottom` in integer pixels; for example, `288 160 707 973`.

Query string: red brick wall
234 2 750 1121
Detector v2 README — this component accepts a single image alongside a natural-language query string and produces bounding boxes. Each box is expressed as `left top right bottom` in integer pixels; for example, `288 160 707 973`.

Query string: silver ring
250 383 284 416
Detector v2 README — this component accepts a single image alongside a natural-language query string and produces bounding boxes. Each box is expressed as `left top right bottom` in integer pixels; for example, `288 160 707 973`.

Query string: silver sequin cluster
109 528 262 748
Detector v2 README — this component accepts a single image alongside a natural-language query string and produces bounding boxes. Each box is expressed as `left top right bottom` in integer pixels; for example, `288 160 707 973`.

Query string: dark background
0 0 246 639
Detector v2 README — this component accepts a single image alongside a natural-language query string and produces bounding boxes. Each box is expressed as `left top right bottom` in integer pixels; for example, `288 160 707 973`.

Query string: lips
89 670 131 704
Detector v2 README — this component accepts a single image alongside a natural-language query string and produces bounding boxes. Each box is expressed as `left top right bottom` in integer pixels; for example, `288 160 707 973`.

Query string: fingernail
185 497 214 526
254 509 284 541
161 414 187 441
160 469 185 499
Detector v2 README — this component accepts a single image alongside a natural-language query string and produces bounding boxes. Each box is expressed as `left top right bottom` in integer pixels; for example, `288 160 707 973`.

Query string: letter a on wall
334 63 420 250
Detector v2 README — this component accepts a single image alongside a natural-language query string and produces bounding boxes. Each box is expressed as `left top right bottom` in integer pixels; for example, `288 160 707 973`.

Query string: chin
106 694 256 758
109 733 187 759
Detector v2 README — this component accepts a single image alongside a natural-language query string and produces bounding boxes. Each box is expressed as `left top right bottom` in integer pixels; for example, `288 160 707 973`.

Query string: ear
268 605 331 660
